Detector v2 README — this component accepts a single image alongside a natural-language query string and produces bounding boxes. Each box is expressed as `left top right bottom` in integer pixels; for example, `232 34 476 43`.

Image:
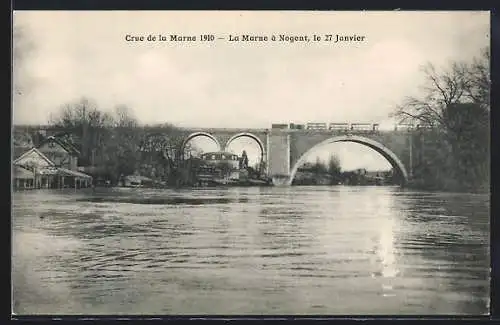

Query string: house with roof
37 136 80 171
14 147 56 171
12 138 92 190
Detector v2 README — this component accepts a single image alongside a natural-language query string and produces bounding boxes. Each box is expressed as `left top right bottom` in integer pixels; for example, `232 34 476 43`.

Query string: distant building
199 151 240 181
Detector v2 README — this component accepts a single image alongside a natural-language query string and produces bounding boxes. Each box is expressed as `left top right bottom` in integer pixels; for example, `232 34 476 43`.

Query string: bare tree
139 125 192 184
393 47 490 129
327 154 341 176
394 62 468 128
464 47 490 109
392 48 490 192
49 97 108 130
49 97 116 165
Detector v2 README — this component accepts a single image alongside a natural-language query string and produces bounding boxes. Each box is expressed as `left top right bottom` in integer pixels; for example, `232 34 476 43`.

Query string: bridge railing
273 122 384 133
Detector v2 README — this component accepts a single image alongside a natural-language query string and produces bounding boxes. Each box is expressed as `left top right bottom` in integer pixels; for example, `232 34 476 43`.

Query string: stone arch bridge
18 124 421 186
174 126 416 186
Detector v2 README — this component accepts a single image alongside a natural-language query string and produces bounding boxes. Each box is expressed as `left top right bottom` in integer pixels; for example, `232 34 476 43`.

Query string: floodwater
12 186 490 315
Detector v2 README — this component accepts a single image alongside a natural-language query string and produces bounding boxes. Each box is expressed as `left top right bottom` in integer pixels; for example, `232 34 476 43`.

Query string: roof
14 166 35 179
60 168 92 178
38 167 93 179
39 136 80 155
202 151 238 155
201 152 240 160
13 148 56 167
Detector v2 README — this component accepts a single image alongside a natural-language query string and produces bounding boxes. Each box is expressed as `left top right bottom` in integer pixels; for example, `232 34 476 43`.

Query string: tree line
24 97 199 186
393 47 490 193
295 155 395 186
294 155 343 185
16 98 270 187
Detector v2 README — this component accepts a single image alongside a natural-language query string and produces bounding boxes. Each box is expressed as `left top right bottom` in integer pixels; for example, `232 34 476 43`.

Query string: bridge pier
267 131 291 184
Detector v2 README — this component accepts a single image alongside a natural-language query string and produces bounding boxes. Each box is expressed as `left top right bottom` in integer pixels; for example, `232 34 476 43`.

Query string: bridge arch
181 132 221 154
288 135 409 186
224 132 266 163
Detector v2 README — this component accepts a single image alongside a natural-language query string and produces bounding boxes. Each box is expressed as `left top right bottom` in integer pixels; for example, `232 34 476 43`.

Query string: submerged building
12 136 93 190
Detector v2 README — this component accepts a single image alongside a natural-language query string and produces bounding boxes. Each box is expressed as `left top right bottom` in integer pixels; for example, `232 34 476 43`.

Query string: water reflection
393 192 490 314
12 187 490 315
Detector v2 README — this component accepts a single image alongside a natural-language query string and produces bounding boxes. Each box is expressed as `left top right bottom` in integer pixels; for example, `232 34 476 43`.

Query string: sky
12 11 490 171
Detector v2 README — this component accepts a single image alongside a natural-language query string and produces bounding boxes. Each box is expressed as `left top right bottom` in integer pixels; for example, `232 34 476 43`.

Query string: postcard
12 10 490 316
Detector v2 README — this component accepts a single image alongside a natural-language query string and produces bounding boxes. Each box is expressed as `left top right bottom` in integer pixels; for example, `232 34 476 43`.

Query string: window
211 155 216 160
221 155 226 160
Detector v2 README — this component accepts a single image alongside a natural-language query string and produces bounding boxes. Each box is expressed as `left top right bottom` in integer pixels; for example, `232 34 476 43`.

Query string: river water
12 186 490 315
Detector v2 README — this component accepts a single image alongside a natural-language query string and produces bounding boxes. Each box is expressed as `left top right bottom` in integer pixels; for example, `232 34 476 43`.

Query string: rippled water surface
12 186 490 315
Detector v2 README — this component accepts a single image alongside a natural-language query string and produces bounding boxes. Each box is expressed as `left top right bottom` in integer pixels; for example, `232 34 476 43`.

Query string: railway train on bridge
271 122 421 131
271 122 381 131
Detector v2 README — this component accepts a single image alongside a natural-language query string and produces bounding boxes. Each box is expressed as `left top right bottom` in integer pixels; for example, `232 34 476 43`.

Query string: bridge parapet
269 128 402 136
